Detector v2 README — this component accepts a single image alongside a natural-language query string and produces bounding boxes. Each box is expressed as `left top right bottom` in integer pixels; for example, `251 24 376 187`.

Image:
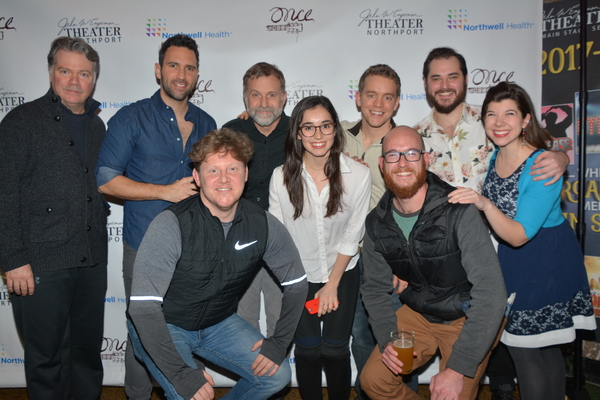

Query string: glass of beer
391 329 414 374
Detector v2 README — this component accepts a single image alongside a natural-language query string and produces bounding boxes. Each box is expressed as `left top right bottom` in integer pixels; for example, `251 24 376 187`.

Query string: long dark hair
283 96 346 219
482 82 552 150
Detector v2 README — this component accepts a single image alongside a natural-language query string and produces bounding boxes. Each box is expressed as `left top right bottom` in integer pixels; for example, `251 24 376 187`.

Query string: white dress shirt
268 154 372 283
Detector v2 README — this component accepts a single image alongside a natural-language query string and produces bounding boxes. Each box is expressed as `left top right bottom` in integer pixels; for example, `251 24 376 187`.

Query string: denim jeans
128 314 291 400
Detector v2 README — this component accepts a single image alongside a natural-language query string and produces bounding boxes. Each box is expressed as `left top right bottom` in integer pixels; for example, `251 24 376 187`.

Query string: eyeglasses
298 123 336 137
382 149 425 163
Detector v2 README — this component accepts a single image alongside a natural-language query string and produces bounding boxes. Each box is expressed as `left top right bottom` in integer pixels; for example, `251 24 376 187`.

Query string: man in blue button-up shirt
96 34 216 400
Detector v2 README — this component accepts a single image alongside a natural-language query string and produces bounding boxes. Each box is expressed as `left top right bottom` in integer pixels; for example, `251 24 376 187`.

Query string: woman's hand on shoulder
447 187 489 211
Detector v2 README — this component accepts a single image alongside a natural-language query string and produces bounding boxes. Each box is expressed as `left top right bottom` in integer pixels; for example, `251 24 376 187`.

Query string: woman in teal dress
448 81 595 400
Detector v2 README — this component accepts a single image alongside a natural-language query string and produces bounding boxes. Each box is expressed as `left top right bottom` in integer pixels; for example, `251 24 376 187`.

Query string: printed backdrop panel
0 0 542 388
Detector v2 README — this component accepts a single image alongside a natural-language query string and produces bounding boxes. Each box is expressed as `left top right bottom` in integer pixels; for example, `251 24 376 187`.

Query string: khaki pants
360 305 499 400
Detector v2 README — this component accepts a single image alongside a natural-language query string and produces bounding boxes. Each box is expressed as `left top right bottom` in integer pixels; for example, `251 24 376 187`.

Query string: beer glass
391 329 414 374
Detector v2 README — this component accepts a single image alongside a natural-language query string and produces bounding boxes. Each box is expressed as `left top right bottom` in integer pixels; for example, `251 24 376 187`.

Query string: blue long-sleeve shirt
96 90 216 250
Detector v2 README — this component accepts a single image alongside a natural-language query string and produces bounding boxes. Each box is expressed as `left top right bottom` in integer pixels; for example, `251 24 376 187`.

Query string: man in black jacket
128 128 307 400
0 37 107 400
223 62 289 339
360 126 506 400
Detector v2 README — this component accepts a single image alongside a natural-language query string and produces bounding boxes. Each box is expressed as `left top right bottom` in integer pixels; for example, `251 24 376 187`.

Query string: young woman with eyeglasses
268 96 371 399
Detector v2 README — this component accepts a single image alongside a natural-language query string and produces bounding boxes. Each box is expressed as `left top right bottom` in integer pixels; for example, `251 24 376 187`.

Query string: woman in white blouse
269 96 371 399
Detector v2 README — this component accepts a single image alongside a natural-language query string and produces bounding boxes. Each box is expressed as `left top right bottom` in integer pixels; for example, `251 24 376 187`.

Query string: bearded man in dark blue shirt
96 34 216 400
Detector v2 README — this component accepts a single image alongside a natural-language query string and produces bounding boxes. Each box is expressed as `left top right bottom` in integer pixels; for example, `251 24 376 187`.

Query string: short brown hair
189 128 254 170
422 47 467 80
358 64 401 97
158 34 199 67
243 62 286 96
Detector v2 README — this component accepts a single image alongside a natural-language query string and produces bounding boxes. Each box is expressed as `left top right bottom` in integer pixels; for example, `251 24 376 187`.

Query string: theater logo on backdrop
57 17 122 44
146 18 232 39
0 284 10 307
0 88 25 115
107 221 123 244
287 81 323 108
543 4 600 38
358 8 424 36
446 8 534 32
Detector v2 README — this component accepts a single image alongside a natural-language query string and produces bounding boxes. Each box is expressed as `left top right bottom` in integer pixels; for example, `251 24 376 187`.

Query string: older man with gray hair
0 37 108 399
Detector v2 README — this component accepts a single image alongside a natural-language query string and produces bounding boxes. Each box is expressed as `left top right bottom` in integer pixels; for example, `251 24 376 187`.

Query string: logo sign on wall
0 284 10 307
1 343 24 366
447 8 534 32
357 8 424 36
146 18 166 37
191 78 215 107
347 80 358 101
0 16 16 41
107 221 123 244
147 17 232 39
286 81 323 107
266 7 314 37
541 4 599 38
447 9 467 30
57 17 122 43
468 67 515 94
101 336 126 365
0 88 25 115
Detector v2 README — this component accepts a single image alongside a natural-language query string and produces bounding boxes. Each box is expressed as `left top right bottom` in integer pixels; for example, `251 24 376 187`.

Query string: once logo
470 69 515 86
0 16 16 40
101 336 126 352
270 7 314 23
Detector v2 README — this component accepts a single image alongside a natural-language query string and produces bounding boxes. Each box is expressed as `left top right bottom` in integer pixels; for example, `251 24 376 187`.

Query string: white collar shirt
268 154 371 283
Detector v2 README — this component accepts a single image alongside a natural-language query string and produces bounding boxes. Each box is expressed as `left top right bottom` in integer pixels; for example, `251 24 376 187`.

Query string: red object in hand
304 298 340 314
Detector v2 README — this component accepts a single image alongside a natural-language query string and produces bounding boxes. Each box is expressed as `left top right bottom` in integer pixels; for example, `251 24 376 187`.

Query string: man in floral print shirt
414 47 569 399
414 47 568 193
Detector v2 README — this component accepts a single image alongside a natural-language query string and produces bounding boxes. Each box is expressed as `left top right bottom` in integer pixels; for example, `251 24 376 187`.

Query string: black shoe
491 383 515 400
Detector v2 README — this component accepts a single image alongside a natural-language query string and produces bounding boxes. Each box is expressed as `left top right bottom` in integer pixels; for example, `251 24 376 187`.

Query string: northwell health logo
146 18 232 39
146 18 166 37
447 9 534 31
447 9 468 30
1 343 23 365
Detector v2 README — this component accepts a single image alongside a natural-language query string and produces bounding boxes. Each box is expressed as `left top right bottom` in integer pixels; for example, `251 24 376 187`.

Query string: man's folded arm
129 210 207 399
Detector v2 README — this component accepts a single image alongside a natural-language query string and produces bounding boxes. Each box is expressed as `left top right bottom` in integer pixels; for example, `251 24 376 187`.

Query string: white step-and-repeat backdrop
0 0 541 388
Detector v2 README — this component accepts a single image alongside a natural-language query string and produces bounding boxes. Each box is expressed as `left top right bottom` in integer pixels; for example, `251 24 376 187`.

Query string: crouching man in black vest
360 126 506 400
128 128 308 400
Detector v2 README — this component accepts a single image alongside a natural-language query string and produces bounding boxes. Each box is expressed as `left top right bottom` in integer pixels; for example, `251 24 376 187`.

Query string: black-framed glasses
382 149 425 163
299 123 336 137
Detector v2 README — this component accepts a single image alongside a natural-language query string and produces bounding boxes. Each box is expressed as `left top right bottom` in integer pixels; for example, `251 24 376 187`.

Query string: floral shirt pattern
414 103 494 193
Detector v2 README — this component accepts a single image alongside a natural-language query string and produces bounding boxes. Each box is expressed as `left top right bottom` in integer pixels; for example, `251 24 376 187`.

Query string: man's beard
247 106 283 127
426 81 467 114
383 161 427 200
162 79 195 101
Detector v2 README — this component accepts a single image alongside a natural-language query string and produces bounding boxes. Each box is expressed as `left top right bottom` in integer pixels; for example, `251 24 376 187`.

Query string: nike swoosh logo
235 240 258 250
